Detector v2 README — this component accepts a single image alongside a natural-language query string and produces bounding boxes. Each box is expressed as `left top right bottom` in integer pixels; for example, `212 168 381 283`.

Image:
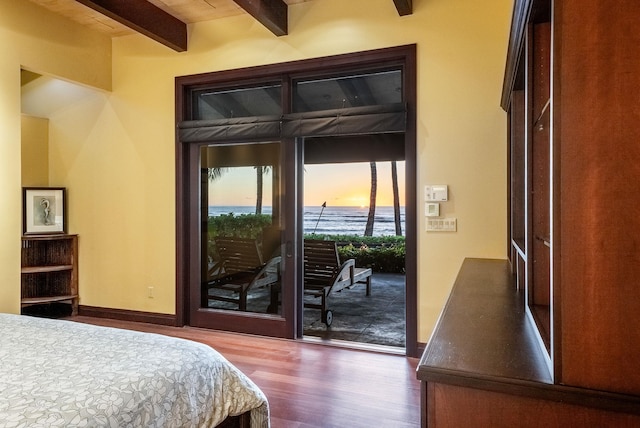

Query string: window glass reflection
194 84 282 120
293 70 402 112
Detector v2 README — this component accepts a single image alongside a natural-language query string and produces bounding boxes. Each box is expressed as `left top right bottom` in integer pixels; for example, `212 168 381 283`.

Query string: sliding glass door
176 45 418 354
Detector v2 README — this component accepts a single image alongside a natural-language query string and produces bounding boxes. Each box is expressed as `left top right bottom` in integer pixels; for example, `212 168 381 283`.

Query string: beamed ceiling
27 0 413 52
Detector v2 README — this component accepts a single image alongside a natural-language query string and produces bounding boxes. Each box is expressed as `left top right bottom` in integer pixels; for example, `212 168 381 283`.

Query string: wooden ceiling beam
233 0 288 36
75 0 188 52
393 0 413 16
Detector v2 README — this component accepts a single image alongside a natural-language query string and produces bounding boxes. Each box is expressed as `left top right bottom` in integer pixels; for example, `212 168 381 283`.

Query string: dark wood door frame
175 44 419 356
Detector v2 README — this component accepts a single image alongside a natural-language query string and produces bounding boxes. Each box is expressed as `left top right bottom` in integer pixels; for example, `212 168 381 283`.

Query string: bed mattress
0 313 269 427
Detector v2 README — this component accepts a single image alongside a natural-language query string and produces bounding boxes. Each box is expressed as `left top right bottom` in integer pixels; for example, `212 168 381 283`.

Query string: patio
303 273 406 348
203 271 406 348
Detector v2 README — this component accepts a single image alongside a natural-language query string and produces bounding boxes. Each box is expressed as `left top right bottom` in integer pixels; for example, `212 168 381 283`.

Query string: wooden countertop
418 258 551 385
417 258 640 415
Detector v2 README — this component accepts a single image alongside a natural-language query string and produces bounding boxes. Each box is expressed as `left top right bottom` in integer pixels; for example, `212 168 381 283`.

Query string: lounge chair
304 239 372 326
204 237 281 311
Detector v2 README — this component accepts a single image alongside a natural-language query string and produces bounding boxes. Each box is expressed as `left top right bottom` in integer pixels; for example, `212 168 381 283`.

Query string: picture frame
23 187 67 235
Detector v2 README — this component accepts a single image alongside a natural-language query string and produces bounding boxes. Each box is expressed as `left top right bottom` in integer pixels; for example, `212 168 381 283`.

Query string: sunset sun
350 196 368 208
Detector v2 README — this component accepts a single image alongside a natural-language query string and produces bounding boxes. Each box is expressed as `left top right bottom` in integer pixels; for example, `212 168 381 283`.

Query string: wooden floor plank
69 316 420 427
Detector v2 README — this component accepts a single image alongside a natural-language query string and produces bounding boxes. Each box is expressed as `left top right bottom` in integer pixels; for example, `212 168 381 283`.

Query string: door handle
286 241 293 258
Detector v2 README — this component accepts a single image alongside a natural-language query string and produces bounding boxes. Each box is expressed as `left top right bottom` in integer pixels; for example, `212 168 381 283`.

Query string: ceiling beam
233 0 288 36
392 0 413 16
75 0 188 52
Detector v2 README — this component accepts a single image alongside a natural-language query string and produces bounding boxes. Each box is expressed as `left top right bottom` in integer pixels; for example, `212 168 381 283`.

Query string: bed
0 313 269 427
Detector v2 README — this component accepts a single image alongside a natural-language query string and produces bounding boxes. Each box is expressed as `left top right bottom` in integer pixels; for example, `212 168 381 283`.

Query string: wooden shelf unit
21 234 78 316
504 0 640 400
502 0 640 394
418 0 640 425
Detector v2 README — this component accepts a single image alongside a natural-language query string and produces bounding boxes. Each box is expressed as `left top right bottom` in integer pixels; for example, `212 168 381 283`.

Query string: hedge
207 214 406 273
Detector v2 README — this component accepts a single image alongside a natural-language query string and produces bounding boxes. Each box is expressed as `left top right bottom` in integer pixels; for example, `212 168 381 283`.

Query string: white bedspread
0 314 269 427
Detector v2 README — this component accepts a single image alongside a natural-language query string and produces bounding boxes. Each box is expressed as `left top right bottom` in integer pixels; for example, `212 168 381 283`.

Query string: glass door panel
198 142 284 317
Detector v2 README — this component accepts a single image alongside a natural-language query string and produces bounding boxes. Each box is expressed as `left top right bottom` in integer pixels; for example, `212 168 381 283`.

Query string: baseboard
78 305 177 326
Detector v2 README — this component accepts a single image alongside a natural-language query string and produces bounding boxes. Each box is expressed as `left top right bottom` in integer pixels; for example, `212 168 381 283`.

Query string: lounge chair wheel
322 310 333 327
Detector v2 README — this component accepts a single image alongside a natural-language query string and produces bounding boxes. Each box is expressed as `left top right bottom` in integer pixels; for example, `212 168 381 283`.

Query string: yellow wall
4 0 512 342
0 60 22 314
0 0 111 314
21 115 49 186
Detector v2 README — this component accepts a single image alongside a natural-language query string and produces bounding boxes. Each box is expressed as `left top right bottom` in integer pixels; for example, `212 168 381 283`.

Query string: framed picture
23 187 67 235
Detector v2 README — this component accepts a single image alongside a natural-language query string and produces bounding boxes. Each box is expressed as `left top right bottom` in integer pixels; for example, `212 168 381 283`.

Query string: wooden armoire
417 0 640 425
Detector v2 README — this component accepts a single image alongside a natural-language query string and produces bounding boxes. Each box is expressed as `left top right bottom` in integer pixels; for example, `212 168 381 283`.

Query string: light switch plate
426 217 457 232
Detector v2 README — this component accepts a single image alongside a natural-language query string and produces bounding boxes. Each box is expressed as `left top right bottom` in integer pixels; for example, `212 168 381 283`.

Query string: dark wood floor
71 316 420 428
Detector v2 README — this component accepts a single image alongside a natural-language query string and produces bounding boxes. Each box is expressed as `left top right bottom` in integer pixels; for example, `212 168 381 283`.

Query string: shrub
208 213 272 239
306 233 406 273
206 217 406 274
304 233 405 247
337 242 405 274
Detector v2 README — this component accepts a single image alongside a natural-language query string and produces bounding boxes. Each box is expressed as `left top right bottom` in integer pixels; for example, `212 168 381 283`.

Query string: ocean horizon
209 205 405 237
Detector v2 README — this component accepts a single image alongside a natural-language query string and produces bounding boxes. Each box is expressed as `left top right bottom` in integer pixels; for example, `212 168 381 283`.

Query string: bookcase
504 0 640 395
21 234 78 316
417 0 640 425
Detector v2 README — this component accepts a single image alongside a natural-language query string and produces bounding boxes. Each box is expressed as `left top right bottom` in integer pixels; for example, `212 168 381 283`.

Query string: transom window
193 84 282 120
293 70 402 112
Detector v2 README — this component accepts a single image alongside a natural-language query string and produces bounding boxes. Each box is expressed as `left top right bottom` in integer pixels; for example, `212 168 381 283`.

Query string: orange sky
207 161 406 207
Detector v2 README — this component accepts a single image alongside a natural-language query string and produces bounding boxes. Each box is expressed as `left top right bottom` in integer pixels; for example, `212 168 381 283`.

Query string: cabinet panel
428 383 640 428
555 0 640 395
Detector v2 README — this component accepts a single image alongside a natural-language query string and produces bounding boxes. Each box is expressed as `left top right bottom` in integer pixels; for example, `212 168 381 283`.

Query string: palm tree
255 165 271 215
255 166 263 214
207 167 227 182
364 161 377 236
210 166 269 215
391 161 402 236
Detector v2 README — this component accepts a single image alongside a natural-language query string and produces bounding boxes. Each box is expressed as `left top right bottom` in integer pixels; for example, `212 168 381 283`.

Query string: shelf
512 238 526 259
535 235 551 248
22 234 76 241
529 304 551 354
21 294 78 306
22 265 73 274
21 234 78 317
533 98 551 129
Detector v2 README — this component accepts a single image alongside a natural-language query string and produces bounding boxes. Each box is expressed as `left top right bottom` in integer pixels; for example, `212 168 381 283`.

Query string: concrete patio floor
303 273 406 348
204 272 407 348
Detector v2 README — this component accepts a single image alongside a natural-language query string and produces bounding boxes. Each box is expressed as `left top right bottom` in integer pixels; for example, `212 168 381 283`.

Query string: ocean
208 205 405 237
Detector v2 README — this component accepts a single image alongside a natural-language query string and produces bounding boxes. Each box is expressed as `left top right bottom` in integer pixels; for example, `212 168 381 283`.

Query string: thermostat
425 202 440 217
425 185 448 202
